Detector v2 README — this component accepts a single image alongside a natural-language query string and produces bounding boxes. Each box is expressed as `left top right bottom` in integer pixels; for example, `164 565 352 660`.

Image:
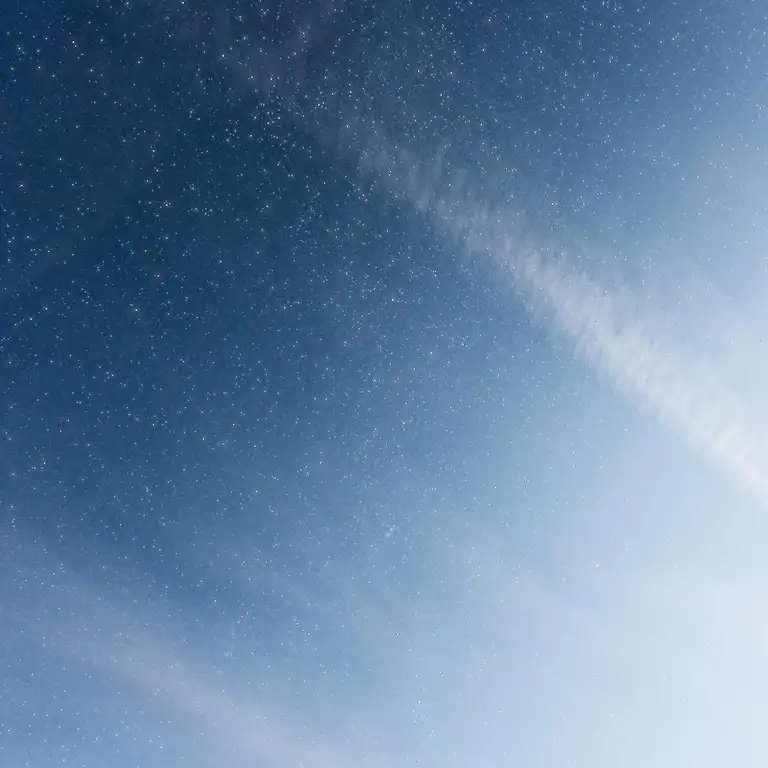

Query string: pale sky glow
4 2 768 766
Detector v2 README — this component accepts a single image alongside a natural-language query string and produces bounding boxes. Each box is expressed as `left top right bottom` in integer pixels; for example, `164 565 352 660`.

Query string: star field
3 1 768 766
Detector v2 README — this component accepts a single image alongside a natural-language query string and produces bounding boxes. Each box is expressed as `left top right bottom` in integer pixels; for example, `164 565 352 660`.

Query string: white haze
6 5 768 767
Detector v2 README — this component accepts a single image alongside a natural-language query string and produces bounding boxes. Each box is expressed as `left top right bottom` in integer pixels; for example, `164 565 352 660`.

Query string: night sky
4 1 768 766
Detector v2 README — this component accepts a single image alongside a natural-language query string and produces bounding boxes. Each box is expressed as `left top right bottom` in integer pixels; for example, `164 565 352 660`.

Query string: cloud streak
7 496 768 767
209 4 768 507
504 248 768 505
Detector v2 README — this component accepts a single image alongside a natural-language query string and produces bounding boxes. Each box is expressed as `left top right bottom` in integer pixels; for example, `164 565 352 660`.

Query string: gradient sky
3 1 768 766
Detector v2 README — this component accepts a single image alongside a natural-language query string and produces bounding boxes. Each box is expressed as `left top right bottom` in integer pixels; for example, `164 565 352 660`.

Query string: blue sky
3 1 768 765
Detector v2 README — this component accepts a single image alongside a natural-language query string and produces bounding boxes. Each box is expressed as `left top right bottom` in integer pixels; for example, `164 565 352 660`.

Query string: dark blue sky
4 2 768 766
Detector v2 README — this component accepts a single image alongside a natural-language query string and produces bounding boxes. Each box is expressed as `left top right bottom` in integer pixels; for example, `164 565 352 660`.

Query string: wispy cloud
500 247 768 505
211 6 768 506
7 503 768 767
330 119 768 506
2 526 381 768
